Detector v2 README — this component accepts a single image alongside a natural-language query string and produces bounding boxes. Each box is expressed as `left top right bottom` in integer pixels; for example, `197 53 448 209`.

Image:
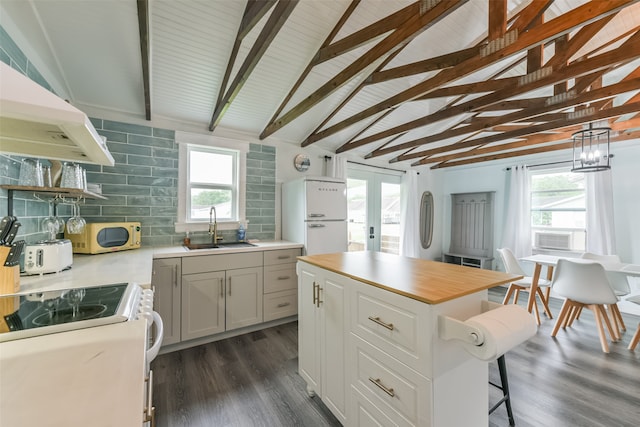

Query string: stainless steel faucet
209 206 222 245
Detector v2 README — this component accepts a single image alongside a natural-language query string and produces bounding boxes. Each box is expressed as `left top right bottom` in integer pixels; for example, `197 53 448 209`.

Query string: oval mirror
420 191 434 249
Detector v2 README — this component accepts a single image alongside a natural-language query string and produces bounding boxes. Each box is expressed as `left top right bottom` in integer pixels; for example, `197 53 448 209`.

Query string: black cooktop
1 283 129 333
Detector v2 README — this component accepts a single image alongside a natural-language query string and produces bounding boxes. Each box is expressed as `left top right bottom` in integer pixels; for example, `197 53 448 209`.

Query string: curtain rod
505 160 573 171
323 155 413 174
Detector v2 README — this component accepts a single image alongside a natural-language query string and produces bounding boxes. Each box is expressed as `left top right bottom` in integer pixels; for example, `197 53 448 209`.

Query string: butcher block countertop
298 251 523 304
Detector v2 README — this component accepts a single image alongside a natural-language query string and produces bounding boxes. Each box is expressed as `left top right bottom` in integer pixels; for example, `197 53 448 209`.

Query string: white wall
435 141 640 269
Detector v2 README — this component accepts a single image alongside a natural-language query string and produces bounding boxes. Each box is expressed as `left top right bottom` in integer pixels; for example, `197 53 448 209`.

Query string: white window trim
175 131 247 234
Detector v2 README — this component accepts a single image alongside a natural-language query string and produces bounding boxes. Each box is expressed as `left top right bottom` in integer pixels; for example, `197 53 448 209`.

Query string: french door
347 169 402 253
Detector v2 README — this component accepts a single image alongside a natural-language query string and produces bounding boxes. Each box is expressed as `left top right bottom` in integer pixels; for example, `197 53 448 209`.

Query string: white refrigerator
282 176 348 255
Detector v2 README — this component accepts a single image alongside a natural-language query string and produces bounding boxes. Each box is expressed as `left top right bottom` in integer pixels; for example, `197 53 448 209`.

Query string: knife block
0 247 20 334
0 246 20 295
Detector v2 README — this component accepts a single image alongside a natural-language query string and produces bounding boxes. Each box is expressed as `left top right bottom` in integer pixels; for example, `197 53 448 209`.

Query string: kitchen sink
184 241 257 250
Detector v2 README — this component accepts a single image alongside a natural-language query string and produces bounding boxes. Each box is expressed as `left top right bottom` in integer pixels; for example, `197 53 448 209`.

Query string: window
186 145 239 222
530 170 585 252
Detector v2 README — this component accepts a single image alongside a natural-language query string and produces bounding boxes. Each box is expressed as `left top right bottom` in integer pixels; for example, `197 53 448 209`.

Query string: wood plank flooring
152 288 640 427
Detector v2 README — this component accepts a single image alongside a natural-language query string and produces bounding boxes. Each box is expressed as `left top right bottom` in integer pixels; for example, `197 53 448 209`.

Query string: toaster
24 239 73 275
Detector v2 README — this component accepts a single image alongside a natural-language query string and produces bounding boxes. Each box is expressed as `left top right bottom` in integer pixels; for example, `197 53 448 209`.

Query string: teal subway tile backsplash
1 24 276 247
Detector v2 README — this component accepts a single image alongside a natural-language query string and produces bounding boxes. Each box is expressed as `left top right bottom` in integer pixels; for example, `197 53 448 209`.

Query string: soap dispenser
237 223 246 242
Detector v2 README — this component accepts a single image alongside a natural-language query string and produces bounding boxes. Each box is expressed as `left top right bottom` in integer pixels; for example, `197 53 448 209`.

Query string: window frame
186 144 238 222
529 167 586 255
175 132 247 234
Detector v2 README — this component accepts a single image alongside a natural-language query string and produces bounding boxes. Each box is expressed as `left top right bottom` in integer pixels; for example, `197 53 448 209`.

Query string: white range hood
0 62 114 166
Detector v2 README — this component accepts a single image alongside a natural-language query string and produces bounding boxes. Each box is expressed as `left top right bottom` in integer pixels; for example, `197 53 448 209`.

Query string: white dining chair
551 259 620 353
627 295 640 351
580 252 629 333
497 248 552 325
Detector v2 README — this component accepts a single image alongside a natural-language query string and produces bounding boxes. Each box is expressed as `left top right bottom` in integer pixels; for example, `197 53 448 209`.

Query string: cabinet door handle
277 302 291 308
173 265 178 287
316 286 323 308
312 282 317 306
369 377 395 398
220 278 224 298
144 370 155 422
228 277 232 296
277 275 291 280
368 316 394 330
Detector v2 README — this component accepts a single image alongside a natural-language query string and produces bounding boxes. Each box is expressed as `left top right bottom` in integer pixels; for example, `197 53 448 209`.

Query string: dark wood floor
152 288 640 427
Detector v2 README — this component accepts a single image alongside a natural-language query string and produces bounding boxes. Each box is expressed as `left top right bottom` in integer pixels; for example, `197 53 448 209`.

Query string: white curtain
328 154 348 180
501 165 532 258
585 169 616 255
400 170 420 258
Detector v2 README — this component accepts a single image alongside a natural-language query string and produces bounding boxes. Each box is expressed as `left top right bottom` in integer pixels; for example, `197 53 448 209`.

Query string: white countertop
17 241 303 294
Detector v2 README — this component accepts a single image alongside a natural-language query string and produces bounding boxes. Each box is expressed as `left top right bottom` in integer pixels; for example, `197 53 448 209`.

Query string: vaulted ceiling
2 0 639 169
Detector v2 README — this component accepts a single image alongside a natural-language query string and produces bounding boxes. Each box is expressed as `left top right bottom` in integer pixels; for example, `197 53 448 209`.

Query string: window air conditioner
535 232 572 250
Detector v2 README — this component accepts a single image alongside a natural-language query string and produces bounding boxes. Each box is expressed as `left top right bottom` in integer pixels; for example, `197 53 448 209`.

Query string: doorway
347 169 402 253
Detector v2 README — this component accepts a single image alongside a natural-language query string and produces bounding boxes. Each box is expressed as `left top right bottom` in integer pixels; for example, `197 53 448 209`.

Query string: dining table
519 254 640 321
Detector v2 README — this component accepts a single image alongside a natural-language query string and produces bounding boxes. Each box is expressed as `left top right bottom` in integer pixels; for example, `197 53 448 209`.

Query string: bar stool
489 354 515 426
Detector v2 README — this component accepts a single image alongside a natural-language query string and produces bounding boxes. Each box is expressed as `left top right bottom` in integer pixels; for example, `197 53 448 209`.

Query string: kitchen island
297 251 522 426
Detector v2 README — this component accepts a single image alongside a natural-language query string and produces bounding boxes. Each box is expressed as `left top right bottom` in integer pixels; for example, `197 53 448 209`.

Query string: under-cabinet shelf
1 185 107 200
1 185 107 216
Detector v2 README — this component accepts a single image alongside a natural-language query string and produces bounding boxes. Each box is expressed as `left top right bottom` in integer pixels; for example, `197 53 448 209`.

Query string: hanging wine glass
66 203 85 234
42 200 61 240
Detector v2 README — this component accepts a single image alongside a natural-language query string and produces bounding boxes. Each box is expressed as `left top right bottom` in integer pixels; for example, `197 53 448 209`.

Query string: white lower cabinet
297 262 348 424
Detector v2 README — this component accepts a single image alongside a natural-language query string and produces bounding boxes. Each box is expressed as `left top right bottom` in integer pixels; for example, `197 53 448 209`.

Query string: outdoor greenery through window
187 145 238 221
530 170 585 252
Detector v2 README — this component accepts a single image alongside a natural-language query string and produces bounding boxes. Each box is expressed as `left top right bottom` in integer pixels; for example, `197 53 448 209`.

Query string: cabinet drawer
350 334 431 426
264 248 301 266
263 290 297 321
350 386 396 427
351 281 431 377
182 252 263 274
264 263 297 293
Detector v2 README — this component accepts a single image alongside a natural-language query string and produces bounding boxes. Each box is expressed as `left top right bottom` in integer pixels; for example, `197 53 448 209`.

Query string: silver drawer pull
368 316 394 330
277 255 290 259
277 275 291 280
308 224 326 228
369 377 395 398
277 302 291 308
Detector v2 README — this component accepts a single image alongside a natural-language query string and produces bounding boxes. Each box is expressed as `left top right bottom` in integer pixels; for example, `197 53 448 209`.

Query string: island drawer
264 248 301 266
264 263 297 293
350 281 431 377
263 289 297 321
350 333 431 426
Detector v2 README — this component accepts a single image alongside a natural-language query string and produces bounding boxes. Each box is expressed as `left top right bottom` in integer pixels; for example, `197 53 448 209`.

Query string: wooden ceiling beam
488 0 507 40
401 101 640 164
264 0 360 135
312 1 417 65
209 0 298 131
367 46 479 84
376 75 640 160
428 129 640 169
136 0 151 120
363 32 640 158
260 0 469 139
214 0 277 118
355 14 626 152
302 0 635 145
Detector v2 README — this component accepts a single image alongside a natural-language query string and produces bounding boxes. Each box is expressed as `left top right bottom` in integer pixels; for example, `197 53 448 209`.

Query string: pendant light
571 122 612 172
